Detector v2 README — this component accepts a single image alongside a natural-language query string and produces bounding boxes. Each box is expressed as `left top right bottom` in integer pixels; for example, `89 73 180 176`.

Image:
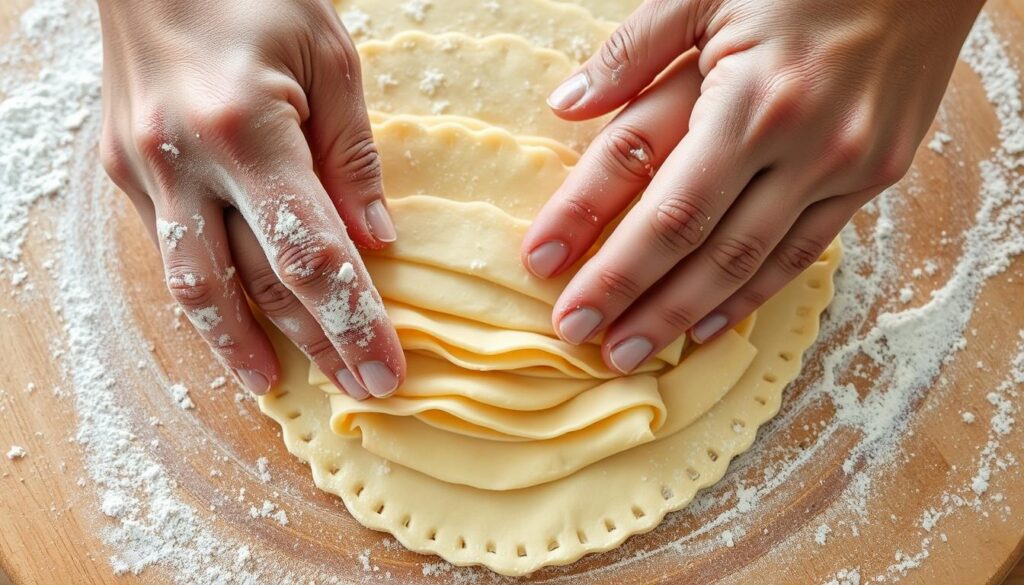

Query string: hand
97 0 405 398
523 0 984 373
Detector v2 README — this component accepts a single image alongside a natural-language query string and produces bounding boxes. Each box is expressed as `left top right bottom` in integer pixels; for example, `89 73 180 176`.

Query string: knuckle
598 125 656 181
100 132 133 187
872 145 914 187
188 98 253 139
774 236 827 275
165 268 214 308
130 117 167 162
707 235 766 283
824 124 872 173
276 241 342 290
658 303 699 333
598 267 643 301
744 73 811 145
325 129 382 192
650 192 714 257
323 37 360 77
738 286 769 309
303 335 337 364
599 25 640 80
562 195 602 227
247 267 302 316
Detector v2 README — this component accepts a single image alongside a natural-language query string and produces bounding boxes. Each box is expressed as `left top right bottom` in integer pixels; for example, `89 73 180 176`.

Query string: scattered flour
189 306 222 332
155 219 186 250
815 523 831 546
169 383 194 410
342 8 371 37
400 0 432 23
6 445 27 460
418 68 446 96
255 456 271 483
927 131 953 154
248 500 289 526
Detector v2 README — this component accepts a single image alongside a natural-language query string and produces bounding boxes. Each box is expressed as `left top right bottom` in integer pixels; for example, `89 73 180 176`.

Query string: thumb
308 35 396 251
547 0 706 120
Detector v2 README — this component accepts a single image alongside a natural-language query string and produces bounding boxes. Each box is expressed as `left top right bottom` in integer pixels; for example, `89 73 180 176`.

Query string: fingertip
525 240 569 278
690 312 730 344
365 199 397 244
233 367 272 396
337 368 370 400
547 72 593 118
356 360 400 398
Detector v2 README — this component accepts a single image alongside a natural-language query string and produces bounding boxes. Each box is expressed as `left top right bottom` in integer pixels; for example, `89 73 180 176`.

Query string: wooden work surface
2 1 1024 583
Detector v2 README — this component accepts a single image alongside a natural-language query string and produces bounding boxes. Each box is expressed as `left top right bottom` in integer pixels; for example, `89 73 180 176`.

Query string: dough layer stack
258 0 841 575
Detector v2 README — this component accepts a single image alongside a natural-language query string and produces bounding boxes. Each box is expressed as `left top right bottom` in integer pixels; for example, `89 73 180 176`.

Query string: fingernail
548 73 589 110
233 368 270 395
365 199 397 243
337 369 369 400
357 361 399 397
692 313 729 344
609 336 653 373
527 240 569 278
558 307 603 345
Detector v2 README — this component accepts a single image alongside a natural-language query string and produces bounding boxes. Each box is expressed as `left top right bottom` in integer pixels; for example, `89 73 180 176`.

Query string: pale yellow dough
359 32 609 151
260 240 839 574
257 10 843 576
554 0 643 23
337 0 616 61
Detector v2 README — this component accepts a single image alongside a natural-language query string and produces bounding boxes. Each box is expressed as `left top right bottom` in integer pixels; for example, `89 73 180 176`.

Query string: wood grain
1 0 1024 584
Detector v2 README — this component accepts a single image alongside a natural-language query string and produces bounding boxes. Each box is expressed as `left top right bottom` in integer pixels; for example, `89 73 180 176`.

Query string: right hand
97 0 406 399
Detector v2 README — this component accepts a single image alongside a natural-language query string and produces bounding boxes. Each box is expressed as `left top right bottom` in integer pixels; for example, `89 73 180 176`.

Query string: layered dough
359 32 609 151
337 0 616 61
258 2 842 576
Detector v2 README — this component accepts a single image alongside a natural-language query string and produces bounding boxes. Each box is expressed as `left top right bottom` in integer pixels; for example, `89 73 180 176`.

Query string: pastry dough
260 240 839 574
257 6 843 576
257 116 842 573
337 0 616 61
359 32 609 150
554 0 644 23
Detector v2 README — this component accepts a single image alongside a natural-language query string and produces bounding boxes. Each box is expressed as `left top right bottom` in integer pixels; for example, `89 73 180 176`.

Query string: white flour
1 1 1022 585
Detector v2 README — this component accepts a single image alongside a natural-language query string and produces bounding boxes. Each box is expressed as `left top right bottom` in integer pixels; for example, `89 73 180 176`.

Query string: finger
549 109 763 347
308 21 395 250
155 201 279 394
598 169 807 372
229 124 406 398
689 193 867 343
522 51 703 284
225 209 370 400
547 0 703 119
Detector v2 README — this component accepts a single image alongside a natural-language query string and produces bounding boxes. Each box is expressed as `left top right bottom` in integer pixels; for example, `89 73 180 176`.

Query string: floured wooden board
2 0 1024 583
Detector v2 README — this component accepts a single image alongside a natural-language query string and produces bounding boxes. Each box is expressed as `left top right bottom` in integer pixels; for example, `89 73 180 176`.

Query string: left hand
521 0 985 373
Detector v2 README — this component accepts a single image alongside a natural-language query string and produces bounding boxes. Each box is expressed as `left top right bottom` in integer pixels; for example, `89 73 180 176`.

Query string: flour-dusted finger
225 209 369 400
229 123 405 398
154 202 279 394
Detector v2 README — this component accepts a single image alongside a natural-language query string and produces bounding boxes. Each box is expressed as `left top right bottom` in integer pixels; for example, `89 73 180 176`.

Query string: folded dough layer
359 32 609 150
338 0 616 61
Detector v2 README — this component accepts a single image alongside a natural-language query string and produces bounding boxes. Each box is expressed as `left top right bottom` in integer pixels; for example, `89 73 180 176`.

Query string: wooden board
1 1 1024 583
